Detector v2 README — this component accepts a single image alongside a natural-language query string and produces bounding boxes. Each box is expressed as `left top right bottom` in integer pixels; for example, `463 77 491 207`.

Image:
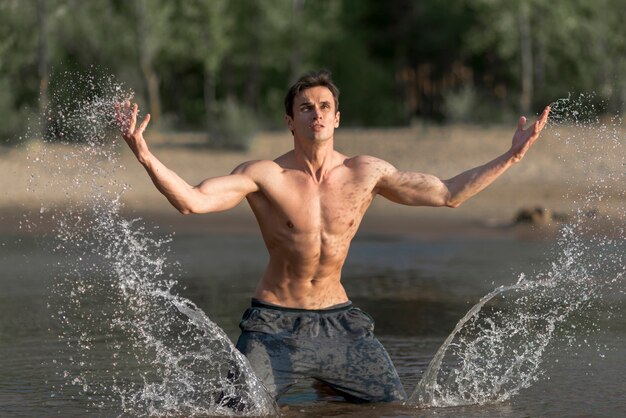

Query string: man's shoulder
231 159 282 176
344 154 395 172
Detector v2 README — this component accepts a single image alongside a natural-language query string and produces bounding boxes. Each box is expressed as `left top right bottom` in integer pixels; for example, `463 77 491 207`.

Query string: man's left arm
377 106 550 208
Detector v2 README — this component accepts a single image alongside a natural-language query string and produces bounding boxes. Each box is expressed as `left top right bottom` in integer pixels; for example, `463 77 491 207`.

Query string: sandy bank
1 122 624 237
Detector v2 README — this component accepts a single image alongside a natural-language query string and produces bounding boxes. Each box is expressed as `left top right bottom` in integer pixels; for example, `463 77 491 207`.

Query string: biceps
191 174 259 213
378 171 450 207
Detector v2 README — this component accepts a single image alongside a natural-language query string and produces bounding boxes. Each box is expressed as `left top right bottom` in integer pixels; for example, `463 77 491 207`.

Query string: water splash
409 95 625 407
30 71 276 416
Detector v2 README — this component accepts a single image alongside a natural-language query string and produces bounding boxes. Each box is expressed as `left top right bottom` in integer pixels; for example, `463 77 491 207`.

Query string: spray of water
30 71 276 416
409 94 625 407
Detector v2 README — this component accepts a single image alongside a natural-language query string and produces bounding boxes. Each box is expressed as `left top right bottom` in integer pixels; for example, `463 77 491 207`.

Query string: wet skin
117 87 550 309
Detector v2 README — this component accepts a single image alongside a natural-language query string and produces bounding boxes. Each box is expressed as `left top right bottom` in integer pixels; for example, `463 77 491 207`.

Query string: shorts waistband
250 298 352 314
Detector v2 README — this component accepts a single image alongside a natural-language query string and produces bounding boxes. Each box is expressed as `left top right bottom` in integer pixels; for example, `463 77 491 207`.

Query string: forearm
443 150 515 207
118 102 232 214
138 151 199 214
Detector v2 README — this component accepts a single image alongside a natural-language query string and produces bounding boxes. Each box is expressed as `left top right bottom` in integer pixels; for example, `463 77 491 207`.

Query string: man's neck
293 137 337 183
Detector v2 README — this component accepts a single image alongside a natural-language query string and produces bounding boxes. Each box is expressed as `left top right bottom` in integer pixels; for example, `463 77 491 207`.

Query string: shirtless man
117 70 550 403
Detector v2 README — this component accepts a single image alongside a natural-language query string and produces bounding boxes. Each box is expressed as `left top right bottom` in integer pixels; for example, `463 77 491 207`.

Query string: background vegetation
1 0 624 147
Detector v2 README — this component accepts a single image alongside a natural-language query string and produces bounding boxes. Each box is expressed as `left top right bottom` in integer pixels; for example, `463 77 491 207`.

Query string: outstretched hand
115 101 151 162
509 105 551 163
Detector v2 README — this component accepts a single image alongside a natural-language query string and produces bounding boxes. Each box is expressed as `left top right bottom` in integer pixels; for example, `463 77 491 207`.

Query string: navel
286 220 294 229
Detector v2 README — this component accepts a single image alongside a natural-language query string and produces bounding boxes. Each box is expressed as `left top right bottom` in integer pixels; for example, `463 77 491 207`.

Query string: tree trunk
222 58 237 102
245 56 260 111
201 14 218 146
289 0 304 82
204 68 217 145
519 3 533 114
534 37 545 94
134 0 161 124
37 0 49 137
244 3 261 110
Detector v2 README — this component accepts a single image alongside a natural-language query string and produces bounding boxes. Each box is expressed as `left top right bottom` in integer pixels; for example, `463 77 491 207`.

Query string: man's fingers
114 102 130 134
540 106 551 127
114 102 121 123
534 106 551 133
137 113 151 134
115 102 126 125
518 116 527 131
123 101 131 119
115 101 149 139
128 103 138 132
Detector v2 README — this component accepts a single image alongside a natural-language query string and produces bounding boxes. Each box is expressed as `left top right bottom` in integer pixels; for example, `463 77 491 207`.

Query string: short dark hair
284 70 340 117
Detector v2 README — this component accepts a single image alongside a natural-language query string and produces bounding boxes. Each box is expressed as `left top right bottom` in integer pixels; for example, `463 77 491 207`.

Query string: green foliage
1 0 624 145
466 0 626 115
164 0 231 74
0 1 38 143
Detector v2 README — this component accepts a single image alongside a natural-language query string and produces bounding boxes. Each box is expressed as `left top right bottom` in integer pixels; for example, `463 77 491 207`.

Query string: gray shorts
235 299 406 402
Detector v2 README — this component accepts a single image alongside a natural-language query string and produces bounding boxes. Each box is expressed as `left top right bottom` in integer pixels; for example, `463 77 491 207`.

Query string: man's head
284 70 340 118
284 70 341 141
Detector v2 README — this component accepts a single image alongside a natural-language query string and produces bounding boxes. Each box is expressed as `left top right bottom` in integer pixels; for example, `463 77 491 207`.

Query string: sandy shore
1 122 624 237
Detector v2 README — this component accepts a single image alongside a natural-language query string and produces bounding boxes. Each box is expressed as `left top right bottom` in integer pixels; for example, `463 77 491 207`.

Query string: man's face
286 86 340 142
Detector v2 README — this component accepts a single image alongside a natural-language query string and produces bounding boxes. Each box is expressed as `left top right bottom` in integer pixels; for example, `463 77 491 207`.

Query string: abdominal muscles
256 228 354 308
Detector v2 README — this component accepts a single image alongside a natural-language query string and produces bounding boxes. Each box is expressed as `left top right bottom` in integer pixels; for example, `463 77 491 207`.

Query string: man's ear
285 114 295 135
334 111 340 128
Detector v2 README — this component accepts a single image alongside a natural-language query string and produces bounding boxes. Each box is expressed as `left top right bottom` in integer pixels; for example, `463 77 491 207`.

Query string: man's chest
256 170 377 233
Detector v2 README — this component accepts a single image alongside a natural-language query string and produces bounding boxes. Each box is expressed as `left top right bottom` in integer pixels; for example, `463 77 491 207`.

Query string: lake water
1 224 624 417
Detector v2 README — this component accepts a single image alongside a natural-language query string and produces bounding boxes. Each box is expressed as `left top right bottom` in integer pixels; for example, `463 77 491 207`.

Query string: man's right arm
116 102 259 214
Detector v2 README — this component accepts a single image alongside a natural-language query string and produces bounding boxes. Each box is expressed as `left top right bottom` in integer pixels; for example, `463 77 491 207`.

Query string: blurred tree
0 0 41 143
466 0 626 115
36 0 49 134
133 0 173 126
289 0 305 81
518 1 533 114
351 0 475 121
226 0 291 114
162 0 237 145
1 0 624 145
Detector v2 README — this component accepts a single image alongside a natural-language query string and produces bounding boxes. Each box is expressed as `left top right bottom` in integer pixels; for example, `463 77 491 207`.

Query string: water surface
1 229 623 417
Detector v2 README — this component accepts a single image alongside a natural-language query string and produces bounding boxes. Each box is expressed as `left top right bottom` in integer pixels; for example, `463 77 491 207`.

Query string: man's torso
241 151 384 308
